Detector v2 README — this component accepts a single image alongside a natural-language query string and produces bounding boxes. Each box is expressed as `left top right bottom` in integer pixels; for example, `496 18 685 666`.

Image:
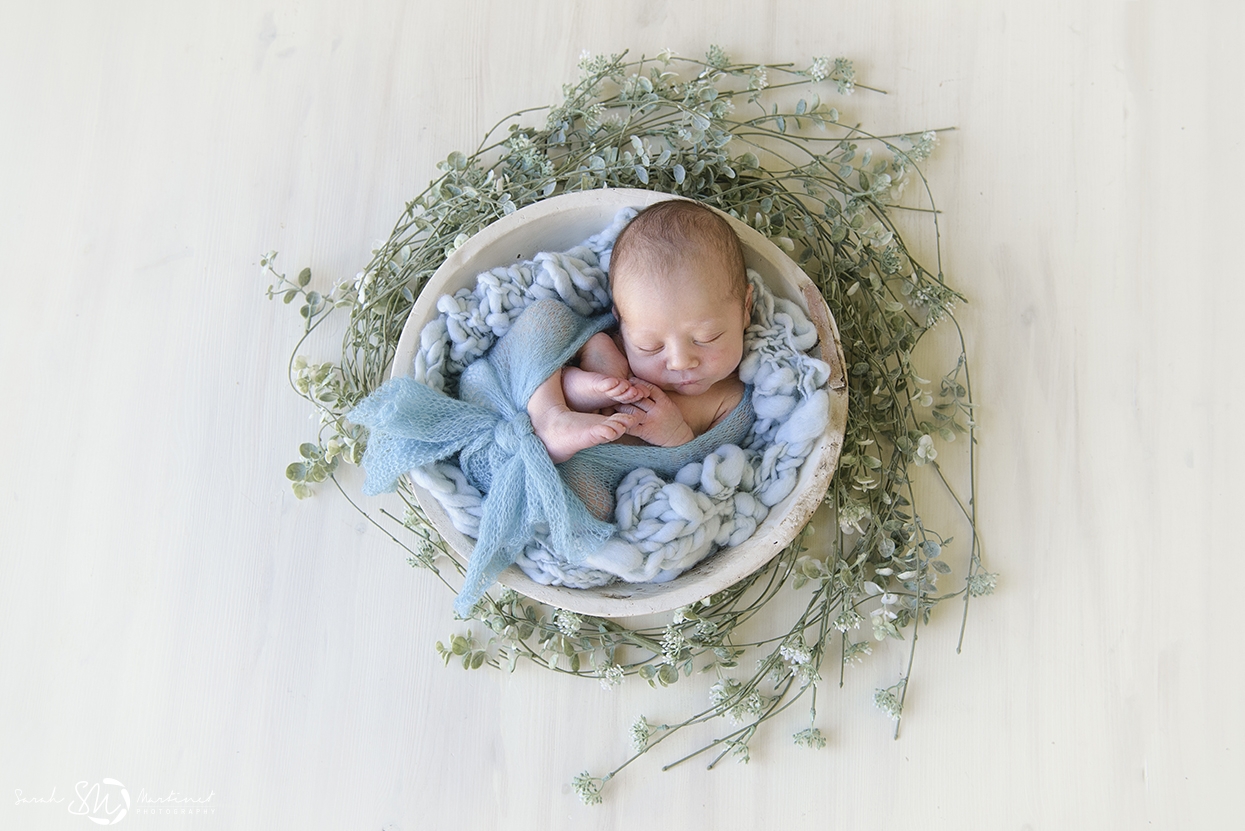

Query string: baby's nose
667 344 698 371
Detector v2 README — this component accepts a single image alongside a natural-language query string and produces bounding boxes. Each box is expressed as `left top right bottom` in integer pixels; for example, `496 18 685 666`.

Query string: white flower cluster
832 58 856 95
793 727 827 749
660 623 688 663
969 570 998 597
873 688 902 721
710 679 769 724
554 609 582 637
630 716 651 752
779 639 820 687
779 639 811 666
571 772 603 805
905 130 939 162
833 609 863 633
597 664 624 690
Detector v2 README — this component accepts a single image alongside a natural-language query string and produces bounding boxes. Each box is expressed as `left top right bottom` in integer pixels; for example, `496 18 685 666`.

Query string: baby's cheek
635 368 664 387
627 354 659 383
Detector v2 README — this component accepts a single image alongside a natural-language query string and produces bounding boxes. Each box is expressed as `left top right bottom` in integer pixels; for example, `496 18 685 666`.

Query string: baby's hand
615 379 694 447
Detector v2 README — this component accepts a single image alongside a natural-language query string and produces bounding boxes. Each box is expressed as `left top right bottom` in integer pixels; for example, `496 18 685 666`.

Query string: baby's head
609 200 753 396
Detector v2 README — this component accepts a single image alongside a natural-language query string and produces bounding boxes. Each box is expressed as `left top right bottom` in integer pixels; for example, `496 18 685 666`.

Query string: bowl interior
392 189 847 618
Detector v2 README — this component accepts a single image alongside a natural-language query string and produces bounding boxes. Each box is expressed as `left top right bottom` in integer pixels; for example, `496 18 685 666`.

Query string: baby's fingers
615 400 651 417
628 377 657 392
628 378 669 401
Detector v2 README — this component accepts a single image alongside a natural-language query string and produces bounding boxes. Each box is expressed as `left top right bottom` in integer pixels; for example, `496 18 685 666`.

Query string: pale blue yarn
350 297 754 615
352 207 831 607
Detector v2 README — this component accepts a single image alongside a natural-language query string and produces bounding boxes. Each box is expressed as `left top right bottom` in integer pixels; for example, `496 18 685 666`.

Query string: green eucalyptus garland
264 48 992 803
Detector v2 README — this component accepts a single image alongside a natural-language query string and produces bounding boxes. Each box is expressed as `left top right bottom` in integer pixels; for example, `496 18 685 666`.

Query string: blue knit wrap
349 298 753 615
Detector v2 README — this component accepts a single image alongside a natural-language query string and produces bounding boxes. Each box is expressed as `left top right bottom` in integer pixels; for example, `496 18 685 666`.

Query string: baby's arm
615 380 695 447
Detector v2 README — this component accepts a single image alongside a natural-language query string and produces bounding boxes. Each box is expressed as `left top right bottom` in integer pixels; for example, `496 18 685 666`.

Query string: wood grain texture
1 0 1239 828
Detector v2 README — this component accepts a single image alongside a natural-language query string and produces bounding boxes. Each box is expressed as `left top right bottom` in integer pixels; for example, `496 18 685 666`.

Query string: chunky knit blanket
351 209 832 614
351 296 754 615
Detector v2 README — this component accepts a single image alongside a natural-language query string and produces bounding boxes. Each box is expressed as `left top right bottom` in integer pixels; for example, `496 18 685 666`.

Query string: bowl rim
391 189 848 618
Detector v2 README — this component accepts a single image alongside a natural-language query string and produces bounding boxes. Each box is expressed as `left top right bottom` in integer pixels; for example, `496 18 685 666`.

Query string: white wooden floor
2 1 1239 828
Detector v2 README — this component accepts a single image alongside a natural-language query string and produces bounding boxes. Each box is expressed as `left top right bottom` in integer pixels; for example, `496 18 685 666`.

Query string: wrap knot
495 412 534 454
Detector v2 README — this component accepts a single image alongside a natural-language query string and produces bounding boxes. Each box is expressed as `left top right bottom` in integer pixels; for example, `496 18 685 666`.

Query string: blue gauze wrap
349 298 754 615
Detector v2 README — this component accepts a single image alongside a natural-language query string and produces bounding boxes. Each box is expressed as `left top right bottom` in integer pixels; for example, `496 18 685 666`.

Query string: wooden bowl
391 189 847 618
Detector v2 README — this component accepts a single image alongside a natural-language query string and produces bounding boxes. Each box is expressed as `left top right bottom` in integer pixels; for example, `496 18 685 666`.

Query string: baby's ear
743 284 754 319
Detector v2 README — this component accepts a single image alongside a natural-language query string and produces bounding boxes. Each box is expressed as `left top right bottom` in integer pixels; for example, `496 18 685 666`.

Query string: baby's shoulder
708 376 746 426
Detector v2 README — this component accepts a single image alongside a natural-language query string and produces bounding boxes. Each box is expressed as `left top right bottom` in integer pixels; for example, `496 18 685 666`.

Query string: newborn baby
528 199 754 463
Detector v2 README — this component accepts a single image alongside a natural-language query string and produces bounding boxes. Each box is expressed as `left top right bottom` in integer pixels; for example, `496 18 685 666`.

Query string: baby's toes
592 412 636 442
613 381 647 404
598 376 643 404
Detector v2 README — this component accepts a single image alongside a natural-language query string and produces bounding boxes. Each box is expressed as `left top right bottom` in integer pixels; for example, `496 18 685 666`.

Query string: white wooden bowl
392 189 848 618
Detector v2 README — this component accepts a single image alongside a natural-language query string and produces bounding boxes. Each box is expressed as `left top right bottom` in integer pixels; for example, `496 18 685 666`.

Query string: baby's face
612 259 751 397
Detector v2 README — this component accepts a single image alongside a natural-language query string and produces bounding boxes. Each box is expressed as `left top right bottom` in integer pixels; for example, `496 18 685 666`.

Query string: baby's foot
535 409 638 464
563 367 645 411
577 331 632 380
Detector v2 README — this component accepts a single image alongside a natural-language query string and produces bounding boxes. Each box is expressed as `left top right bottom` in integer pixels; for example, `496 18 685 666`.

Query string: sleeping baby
350 198 774 611
527 199 754 463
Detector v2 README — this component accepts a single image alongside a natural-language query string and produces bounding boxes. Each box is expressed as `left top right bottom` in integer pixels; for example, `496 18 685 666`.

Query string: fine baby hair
609 199 748 302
